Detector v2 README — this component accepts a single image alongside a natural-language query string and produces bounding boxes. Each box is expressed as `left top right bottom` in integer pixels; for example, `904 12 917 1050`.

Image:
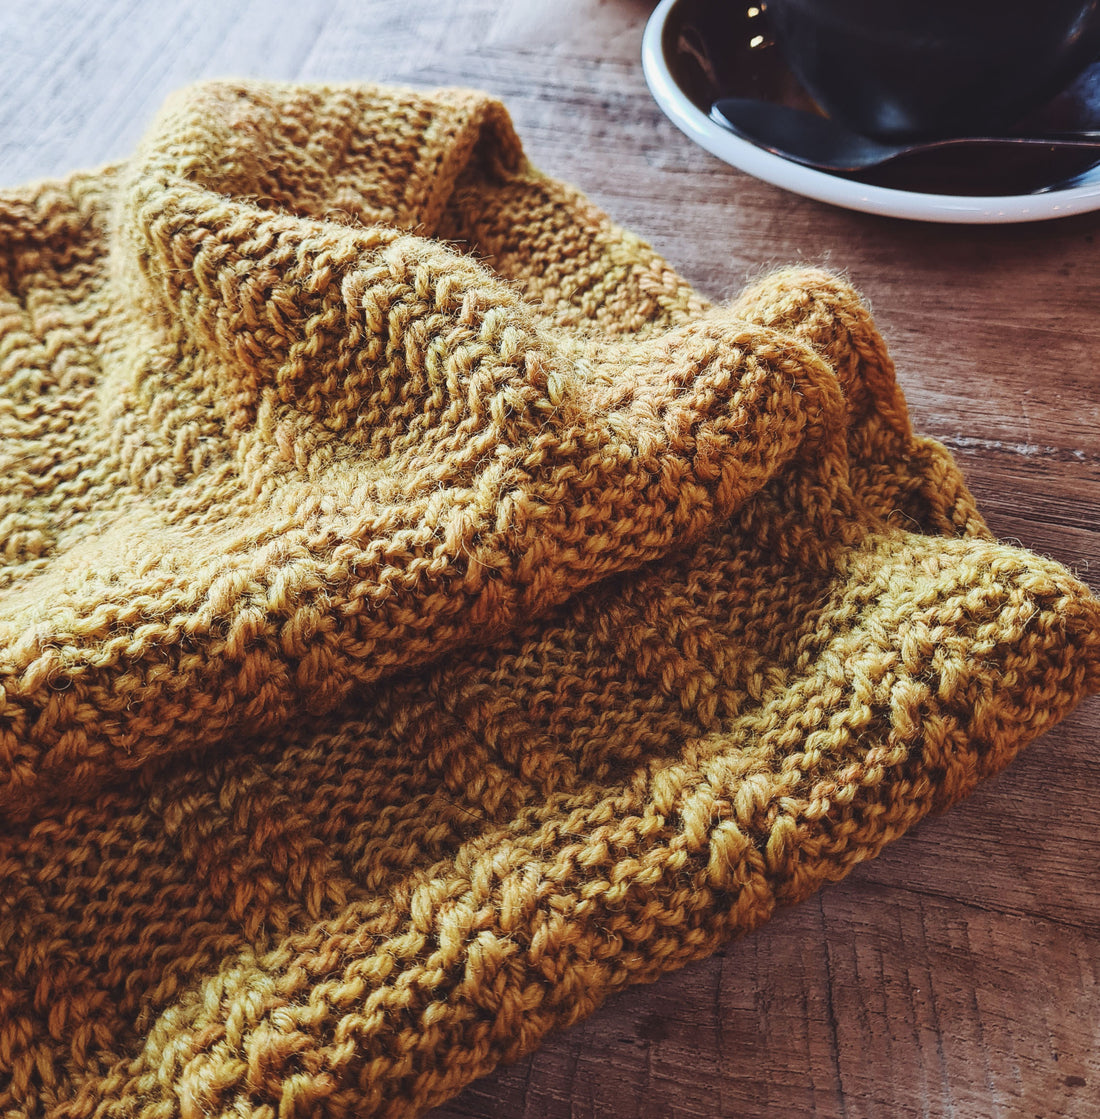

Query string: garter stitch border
0 80 1098 1119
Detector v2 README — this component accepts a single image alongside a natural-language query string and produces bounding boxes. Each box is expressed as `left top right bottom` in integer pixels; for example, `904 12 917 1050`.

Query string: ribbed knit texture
1 80 1097 1119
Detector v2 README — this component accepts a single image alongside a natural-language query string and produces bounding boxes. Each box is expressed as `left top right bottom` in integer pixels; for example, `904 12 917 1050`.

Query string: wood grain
2 2 1097 1116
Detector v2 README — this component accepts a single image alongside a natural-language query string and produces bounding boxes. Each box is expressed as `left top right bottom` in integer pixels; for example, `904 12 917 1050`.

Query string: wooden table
3 2 1097 1116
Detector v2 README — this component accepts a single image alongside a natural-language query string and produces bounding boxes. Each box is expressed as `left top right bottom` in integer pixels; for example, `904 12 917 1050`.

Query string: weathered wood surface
2 2 1097 1116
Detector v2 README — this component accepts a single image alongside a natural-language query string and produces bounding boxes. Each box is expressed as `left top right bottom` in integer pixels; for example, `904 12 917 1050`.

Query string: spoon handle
1036 130 1100 141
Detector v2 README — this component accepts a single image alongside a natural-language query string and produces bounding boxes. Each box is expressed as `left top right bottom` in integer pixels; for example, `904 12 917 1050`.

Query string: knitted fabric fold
1 82 835 815
1 81 1098 1119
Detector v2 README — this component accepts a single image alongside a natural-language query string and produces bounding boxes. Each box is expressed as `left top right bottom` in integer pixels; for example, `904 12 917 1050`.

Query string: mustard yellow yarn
0 80 1097 1119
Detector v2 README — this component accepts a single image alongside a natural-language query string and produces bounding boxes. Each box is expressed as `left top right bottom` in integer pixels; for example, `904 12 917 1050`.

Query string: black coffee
765 0 1100 139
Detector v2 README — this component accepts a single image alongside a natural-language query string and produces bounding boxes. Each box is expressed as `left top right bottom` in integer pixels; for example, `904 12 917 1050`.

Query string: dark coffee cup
764 0 1100 140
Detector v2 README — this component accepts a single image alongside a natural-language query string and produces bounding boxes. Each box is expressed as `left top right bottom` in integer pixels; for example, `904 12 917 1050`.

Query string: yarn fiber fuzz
1 80 1097 1118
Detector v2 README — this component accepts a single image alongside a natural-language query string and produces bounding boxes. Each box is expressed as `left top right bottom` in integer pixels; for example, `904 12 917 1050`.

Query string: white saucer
641 0 1100 224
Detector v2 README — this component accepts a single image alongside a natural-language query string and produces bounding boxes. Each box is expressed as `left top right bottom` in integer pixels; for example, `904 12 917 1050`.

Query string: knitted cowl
0 81 1097 1119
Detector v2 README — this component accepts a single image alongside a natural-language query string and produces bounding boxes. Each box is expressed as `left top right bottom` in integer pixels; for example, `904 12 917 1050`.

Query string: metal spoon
709 97 1100 173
